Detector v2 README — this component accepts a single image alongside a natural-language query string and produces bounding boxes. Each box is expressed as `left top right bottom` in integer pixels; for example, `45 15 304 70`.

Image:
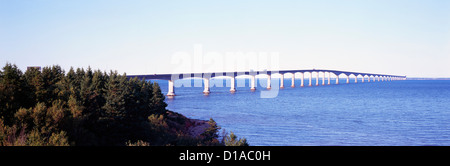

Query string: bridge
128 69 406 96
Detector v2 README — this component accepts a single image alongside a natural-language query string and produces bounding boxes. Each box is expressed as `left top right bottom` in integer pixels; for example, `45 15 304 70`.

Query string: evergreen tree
224 131 249 146
102 71 127 121
201 118 221 142
0 63 31 125
151 82 167 115
40 66 64 106
0 63 244 146
23 67 43 105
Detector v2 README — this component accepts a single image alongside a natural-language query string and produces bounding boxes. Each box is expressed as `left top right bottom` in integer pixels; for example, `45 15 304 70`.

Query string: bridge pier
300 73 304 87
322 72 325 85
309 72 312 86
280 74 284 88
291 74 295 87
336 73 339 84
203 78 210 94
327 72 331 85
355 75 358 83
267 75 271 89
362 76 365 83
230 76 236 92
315 72 319 86
346 75 350 84
250 75 256 91
167 80 175 96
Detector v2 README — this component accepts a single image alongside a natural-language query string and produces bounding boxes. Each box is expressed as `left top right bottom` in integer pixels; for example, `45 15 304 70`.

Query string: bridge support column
300 73 304 87
315 72 319 86
336 74 339 84
291 74 295 87
368 76 371 82
327 72 331 85
346 75 350 84
280 74 284 88
167 80 175 96
251 75 256 91
267 75 271 89
355 75 358 83
309 72 312 86
362 76 365 83
230 76 236 92
322 72 325 85
203 78 210 94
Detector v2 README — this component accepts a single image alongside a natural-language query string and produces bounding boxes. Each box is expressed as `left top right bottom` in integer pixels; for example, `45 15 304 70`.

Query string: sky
1 0 450 77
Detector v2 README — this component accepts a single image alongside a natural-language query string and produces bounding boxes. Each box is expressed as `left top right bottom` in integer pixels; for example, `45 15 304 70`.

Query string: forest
0 63 248 146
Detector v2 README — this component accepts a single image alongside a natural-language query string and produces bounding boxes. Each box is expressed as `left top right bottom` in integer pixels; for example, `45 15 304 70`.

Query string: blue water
153 78 450 146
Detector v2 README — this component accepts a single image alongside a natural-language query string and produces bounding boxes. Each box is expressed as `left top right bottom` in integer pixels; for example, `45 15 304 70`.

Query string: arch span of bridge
127 69 406 96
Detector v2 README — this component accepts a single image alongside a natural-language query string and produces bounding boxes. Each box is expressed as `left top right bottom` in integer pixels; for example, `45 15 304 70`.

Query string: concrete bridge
128 69 406 96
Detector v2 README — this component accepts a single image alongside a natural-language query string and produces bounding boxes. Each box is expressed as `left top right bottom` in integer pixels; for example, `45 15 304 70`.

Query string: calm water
153 78 450 146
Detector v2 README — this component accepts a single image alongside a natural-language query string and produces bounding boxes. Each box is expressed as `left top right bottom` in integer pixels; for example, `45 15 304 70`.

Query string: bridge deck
127 69 405 80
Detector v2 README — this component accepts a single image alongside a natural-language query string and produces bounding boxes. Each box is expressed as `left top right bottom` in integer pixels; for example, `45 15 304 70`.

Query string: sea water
152 78 450 146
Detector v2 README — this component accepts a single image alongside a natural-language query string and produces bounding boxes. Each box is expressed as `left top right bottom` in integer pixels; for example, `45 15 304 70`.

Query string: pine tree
23 67 43 105
102 71 127 121
151 82 167 115
40 65 64 106
201 118 221 142
224 131 249 146
0 63 31 125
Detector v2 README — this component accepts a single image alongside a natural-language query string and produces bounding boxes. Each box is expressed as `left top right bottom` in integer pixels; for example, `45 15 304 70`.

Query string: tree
0 63 32 125
102 71 127 121
224 131 249 146
23 67 43 104
151 82 167 115
40 65 64 106
1 63 232 146
201 118 221 142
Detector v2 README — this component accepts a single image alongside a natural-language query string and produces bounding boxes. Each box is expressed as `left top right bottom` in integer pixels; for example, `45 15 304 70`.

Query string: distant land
407 77 450 80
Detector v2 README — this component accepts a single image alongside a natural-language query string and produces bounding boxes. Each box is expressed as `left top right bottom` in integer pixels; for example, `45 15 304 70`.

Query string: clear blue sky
1 0 450 77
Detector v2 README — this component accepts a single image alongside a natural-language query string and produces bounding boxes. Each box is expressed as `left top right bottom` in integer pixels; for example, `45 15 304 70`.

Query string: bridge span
128 69 406 96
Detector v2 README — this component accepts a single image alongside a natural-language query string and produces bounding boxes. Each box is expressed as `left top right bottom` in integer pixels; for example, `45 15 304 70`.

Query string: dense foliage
0 63 247 146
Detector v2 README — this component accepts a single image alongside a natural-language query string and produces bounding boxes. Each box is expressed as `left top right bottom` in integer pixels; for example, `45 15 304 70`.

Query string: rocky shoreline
165 110 210 138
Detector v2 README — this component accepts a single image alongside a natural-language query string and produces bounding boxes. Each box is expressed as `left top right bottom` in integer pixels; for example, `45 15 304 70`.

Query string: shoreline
186 118 210 138
166 110 210 138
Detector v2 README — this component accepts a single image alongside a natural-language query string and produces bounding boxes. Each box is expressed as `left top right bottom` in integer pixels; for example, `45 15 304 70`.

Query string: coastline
166 110 210 138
